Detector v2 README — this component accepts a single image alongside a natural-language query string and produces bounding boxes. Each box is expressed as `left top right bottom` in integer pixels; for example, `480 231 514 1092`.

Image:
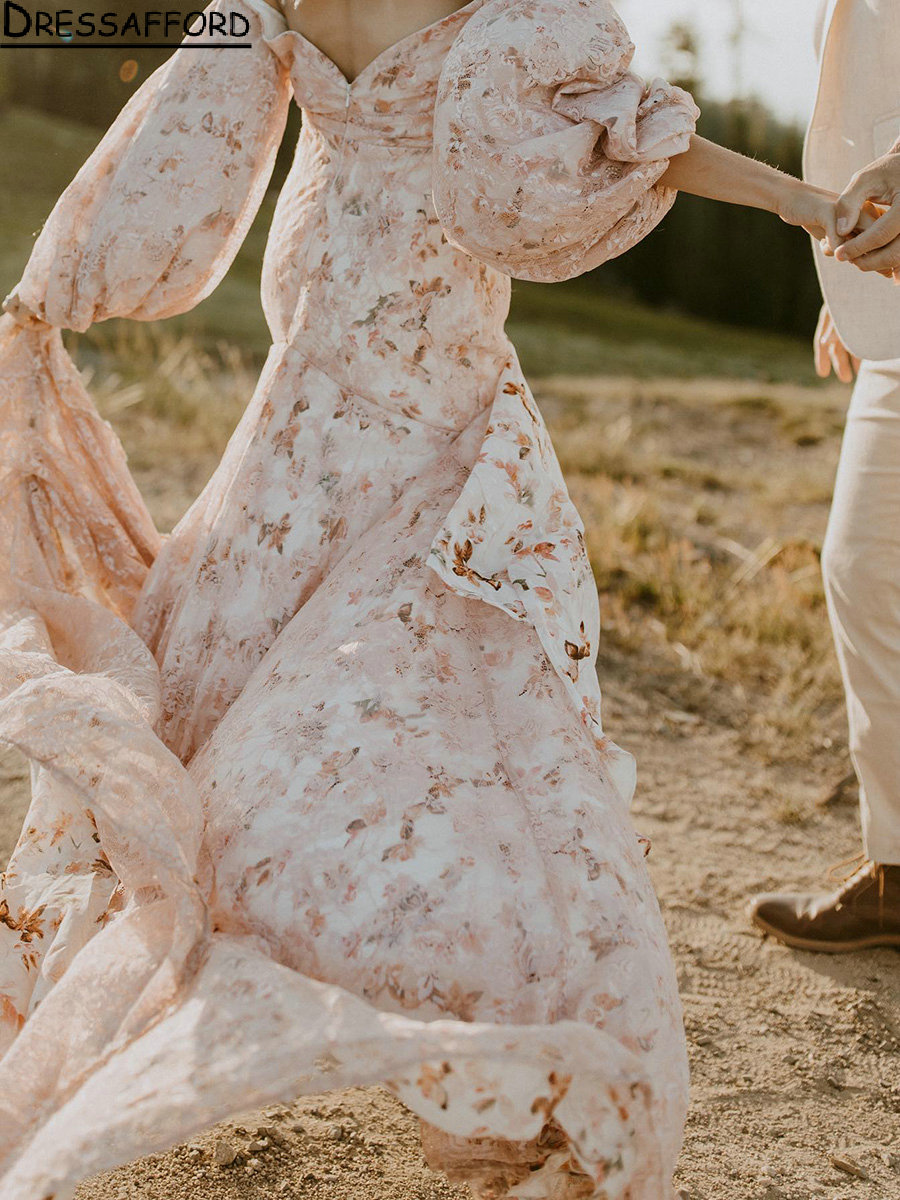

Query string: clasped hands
785 149 900 279
792 148 900 383
828 146 900 279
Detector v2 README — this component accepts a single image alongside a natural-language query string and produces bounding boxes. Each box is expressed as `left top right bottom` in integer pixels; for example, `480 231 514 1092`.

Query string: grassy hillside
0 105 818 383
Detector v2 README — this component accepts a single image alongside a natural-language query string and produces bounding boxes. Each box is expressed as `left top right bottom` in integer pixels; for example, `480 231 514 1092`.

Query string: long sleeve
1 0 291 619
432 0 699 283
11 0 291 330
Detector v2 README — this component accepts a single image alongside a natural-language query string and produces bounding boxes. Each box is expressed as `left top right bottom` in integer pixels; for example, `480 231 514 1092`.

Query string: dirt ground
2 366 899 1199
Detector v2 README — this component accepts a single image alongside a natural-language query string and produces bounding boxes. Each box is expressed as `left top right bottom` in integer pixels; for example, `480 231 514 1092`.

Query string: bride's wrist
773 175 809 221
731 161 798 217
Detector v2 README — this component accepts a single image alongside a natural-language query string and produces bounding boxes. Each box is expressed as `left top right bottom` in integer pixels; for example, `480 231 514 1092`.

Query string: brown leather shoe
749 860 900 952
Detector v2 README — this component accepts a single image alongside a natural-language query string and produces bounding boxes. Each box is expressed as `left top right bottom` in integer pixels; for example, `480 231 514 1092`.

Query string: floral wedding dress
0 1 698 1196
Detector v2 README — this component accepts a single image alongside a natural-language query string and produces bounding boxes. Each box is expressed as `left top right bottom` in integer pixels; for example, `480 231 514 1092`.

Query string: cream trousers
823 359 900 864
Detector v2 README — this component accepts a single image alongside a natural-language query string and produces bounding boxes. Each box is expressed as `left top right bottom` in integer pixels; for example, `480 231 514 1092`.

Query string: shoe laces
826 851 868 886
826 853 886 923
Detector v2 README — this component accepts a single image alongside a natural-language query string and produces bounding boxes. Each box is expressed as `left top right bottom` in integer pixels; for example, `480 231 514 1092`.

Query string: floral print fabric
432 0 699 282
0 1 697 1197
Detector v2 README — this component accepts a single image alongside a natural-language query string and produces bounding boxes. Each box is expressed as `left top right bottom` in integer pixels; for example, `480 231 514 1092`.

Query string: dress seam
283 92 353 348
273 342 492 435
306 357 474 434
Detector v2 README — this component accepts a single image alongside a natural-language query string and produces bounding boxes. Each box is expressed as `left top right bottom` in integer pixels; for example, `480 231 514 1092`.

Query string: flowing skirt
0 318 689 1199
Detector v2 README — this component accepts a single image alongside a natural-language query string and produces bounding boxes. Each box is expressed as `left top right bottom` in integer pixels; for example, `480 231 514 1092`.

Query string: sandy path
604 647 900 1199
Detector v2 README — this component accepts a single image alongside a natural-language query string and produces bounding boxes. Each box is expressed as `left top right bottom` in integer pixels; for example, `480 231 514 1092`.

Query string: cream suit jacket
806 0 900 361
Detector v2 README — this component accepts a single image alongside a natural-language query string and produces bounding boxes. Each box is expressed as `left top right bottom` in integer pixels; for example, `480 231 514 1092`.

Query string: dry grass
536 375 850 765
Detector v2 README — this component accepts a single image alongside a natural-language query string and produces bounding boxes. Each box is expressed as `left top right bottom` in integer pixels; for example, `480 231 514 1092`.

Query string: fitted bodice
271 1 485 143
258 1 511 429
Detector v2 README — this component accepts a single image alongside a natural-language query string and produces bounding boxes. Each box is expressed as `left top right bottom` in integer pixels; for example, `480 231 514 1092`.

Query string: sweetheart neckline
266 0 486 90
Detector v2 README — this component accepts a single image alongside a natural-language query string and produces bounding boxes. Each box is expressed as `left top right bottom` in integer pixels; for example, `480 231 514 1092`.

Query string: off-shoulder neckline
265 0 487 91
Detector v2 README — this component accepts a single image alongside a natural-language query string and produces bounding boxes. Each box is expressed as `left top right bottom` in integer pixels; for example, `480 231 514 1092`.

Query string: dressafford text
1 3 251 42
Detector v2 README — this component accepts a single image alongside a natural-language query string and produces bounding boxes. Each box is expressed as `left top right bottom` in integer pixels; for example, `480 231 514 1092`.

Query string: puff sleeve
9 0 291 330
432 0 699 282
0 0 291 618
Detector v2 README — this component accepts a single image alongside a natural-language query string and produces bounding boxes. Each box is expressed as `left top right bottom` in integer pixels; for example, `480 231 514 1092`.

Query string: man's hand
814 304 860 383
833 149 900 275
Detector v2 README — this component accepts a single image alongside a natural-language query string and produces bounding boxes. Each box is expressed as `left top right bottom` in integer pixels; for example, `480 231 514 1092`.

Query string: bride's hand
777 181 839 247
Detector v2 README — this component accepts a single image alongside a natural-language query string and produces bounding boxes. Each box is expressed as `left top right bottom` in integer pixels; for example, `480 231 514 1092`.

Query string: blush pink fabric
0 2 698 1197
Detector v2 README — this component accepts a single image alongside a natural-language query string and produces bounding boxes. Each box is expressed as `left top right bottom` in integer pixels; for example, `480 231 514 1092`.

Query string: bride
0 2 847 1197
